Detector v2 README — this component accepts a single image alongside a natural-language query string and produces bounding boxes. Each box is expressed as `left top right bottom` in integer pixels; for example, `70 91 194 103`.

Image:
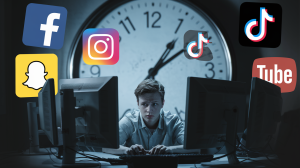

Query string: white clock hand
146 38 178 79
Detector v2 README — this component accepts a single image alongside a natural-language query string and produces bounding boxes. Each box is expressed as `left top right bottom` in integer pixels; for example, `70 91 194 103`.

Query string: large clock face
71 0 232 119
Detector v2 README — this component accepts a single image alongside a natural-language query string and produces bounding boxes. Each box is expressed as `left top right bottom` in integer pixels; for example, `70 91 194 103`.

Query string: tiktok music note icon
239 2 282 48
186 32 210 58
244 7 275 42
184 30 213 61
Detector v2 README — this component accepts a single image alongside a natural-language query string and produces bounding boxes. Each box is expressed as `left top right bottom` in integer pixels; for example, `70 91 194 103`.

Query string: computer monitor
53 76 119 167
38 78 58 146
60 76 119 149
246 77 282 150
25 78 58 155
184 77 247 164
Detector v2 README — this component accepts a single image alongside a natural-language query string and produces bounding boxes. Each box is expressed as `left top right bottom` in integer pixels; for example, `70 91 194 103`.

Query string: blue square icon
22 3 67 49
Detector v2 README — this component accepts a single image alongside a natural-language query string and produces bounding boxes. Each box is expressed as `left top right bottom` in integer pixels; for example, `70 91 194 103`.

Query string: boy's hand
148 145 172 155
125 144 146 155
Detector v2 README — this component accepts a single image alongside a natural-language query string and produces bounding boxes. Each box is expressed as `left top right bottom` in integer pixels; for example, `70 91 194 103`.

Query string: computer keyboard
119 153 213 167
96 153 213 166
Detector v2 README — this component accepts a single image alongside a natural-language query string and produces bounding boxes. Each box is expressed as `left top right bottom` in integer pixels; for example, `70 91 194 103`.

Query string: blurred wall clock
67 0 233 120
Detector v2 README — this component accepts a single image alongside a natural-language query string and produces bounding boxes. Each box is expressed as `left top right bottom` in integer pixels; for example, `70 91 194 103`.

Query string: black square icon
239 2 282 48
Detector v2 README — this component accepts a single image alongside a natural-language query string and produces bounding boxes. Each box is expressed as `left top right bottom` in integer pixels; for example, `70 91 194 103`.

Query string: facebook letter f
40 13 60 46
22 3 67 49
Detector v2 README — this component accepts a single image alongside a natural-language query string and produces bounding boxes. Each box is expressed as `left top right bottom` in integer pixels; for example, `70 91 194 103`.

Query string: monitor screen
247 77 282 150
60 76 119 148
38 78 58 146
184 77 246 149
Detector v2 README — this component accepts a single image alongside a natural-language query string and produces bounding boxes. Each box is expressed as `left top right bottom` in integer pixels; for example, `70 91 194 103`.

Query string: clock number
144 11 161 28
144 11 149 28
205 62 215 79
119 17 135 34
152 12 161 28
175 19 183 34
125 17 135 30
90 65 100 77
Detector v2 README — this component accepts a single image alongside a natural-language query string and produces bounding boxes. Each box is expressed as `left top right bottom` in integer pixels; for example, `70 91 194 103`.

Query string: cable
263 153 280 167
192 136 249 167
239 158 249 163
45 148 58 164
214 145 225 154
263 143 280 167
77 146 85 154
238 135 272 154
236 134 241 148
49 147 62 159
86 146 91 152
238 135 280 167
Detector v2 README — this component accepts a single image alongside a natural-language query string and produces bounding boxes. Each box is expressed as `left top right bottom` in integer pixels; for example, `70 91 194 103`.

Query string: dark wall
0 0 7 151
0 0 13 152
0 0 6 115
0 0 299 153
0 0 107 152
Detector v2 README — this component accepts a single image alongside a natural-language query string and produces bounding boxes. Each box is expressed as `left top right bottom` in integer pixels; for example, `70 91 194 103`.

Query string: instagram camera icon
83 28 119 65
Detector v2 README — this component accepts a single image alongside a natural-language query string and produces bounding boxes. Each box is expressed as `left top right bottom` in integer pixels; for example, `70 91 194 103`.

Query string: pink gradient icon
83 28 119 65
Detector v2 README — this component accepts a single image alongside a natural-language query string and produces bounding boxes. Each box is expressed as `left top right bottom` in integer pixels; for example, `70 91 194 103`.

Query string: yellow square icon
15 54 58 98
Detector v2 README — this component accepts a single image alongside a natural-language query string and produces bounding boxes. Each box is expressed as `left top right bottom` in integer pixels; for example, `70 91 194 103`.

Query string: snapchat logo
23 61 48 90
16 54 58 98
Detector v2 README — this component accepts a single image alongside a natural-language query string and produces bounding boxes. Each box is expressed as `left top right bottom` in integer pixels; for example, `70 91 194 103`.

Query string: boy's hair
134 79 165 103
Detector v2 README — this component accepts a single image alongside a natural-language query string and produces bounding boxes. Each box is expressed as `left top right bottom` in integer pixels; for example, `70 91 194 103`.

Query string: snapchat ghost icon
23 61 48 90
16 54 58 98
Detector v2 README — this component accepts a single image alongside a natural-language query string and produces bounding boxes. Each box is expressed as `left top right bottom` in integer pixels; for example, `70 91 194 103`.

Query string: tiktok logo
184 30 213 61
186 33 209 58
239 2 282 48
244 7 275 42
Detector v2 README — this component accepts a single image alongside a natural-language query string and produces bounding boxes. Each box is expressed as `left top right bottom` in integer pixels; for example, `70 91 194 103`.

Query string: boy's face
137 92 164 128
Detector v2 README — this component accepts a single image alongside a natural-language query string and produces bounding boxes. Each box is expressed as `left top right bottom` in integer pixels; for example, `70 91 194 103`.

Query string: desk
1 151 279 168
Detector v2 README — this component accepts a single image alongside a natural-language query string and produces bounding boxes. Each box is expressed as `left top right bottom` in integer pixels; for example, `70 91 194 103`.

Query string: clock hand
145 49 184 80
146 38 178 79
157 49 184 69
160 38 178 63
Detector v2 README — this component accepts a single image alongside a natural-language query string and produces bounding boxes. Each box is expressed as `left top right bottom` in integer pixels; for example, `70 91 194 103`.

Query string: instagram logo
186 33 209 58
239 2 282 48
83 28 119 65
252 57 297 93
184 30 213 61
244 7 274 42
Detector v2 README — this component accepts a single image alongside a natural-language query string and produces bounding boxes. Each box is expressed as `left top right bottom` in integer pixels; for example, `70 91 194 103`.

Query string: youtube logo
252 57 297 93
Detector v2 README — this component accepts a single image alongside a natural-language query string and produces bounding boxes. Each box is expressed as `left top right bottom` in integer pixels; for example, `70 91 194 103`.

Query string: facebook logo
22 3 67 49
